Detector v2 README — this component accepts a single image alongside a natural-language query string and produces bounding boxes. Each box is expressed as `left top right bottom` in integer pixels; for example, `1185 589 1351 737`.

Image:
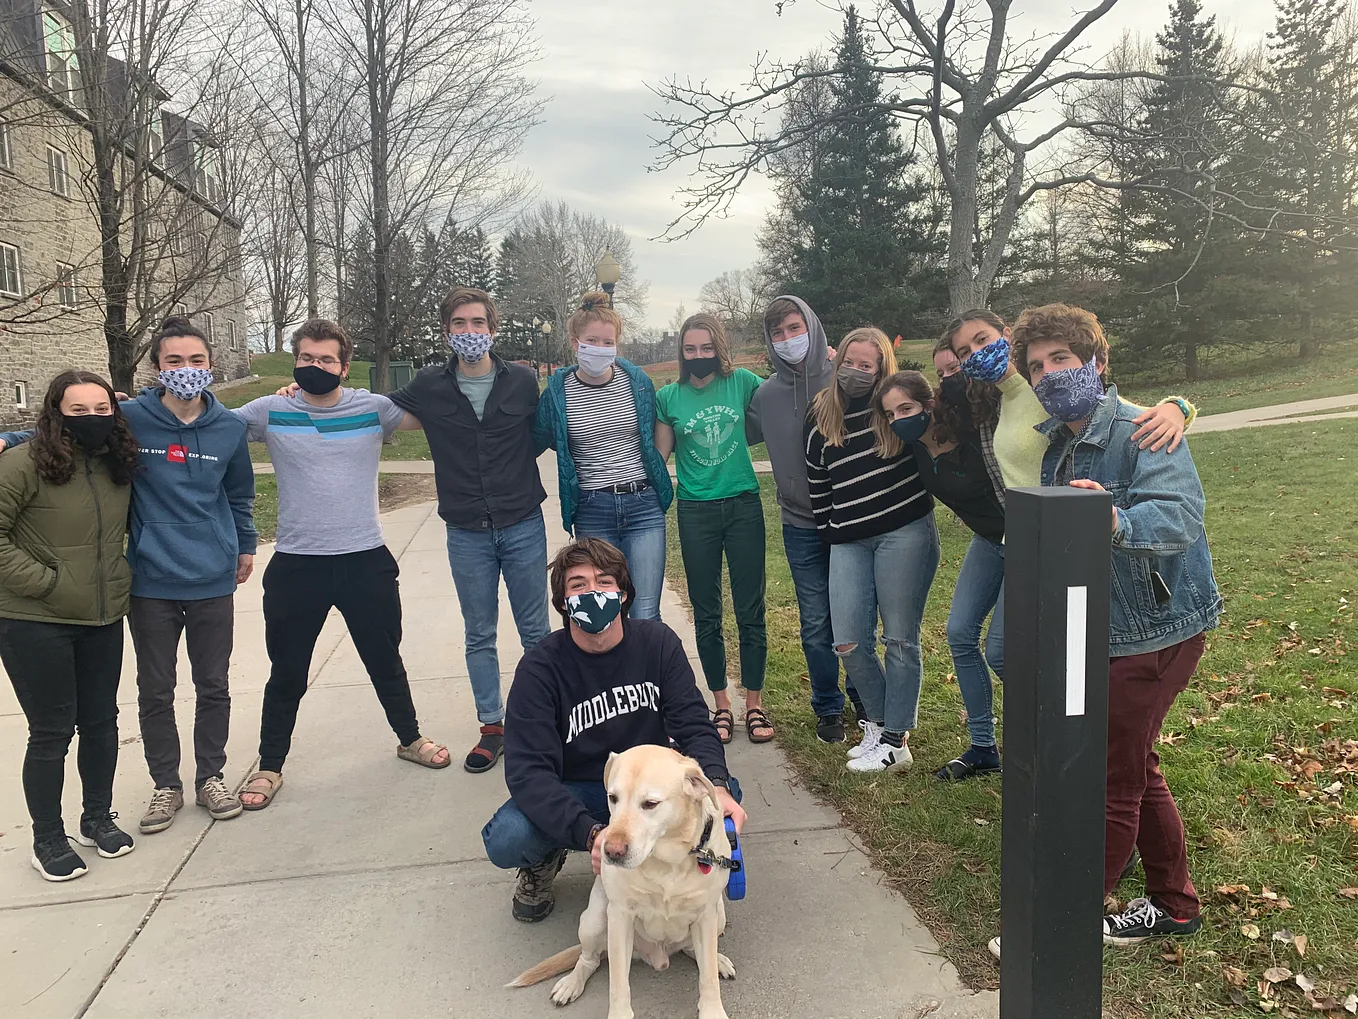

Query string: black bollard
1000 486 1112 1019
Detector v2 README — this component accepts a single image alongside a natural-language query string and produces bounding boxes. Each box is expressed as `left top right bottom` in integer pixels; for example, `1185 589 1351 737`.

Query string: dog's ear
604 751 619 788
682 759 724 817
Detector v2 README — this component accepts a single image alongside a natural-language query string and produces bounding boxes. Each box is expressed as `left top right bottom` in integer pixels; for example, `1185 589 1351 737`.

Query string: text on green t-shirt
656 368 762 501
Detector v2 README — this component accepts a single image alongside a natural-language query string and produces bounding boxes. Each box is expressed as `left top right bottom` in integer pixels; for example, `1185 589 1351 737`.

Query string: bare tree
501 199 650 357
698 267 775 348
650 0 1237 314
246 127 306 352
326 0 542 390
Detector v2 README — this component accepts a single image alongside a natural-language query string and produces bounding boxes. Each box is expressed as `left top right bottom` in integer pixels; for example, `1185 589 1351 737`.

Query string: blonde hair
568 291 624 342
812 326 899 455
677 312 734 384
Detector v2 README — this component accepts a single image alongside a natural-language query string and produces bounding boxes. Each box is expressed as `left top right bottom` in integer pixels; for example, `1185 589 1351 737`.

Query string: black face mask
64 413 116 453
685 355 720 380
294 365 343 395
939 371 967 408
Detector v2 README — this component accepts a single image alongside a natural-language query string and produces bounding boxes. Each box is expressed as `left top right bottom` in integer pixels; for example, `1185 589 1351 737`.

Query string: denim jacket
534 358 674 535
1039 386 1221 657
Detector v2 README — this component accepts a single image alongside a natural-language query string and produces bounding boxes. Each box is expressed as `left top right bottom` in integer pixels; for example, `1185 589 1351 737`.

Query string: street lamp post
540 319 553 374
595 251 622 307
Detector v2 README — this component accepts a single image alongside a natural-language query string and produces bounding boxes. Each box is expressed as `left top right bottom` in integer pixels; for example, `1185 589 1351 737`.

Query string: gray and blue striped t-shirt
233 388 406 555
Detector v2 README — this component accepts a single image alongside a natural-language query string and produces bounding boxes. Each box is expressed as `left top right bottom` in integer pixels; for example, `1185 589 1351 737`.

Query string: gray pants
129 595 235 790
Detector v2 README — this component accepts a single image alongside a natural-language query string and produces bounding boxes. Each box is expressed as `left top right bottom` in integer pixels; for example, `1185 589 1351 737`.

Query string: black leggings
259 546 421 772
0 618 124 838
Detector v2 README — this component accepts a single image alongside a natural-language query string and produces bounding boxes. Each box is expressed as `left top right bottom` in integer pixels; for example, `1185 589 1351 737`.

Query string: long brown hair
812 326 899 454
677 313 734 384
875 370 959 446
32 371 139 486
936 314 1003 431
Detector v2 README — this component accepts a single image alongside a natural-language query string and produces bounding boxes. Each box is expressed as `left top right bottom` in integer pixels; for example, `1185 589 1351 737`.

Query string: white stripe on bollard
1066 586 1087 716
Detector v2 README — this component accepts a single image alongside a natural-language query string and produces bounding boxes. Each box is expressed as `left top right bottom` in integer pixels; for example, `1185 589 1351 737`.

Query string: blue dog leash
691 815 745 900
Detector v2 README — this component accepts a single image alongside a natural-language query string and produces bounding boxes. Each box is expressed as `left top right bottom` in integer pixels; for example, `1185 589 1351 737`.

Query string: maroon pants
1105 633 1205 920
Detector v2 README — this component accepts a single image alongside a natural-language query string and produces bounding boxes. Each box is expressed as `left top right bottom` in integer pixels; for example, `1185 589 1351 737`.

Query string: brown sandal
745 708 774 744
240 770 283 811
397 736 451 769
711 708 734 745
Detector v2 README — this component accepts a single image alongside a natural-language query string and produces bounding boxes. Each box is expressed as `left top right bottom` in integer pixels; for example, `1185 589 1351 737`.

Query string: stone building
0 0 249 427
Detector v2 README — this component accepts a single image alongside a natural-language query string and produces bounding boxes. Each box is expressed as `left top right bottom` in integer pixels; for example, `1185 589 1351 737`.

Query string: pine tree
772 7 943 341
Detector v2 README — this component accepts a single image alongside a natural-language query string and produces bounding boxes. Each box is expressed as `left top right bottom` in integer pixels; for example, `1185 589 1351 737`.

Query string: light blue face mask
576 343 616 376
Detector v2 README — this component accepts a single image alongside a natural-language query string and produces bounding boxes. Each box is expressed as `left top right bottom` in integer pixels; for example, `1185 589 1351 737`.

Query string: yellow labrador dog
509 744 737 1019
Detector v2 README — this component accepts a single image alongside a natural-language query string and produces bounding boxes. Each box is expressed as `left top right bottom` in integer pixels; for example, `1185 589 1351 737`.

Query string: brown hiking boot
139 787 184 834
513 849 566 923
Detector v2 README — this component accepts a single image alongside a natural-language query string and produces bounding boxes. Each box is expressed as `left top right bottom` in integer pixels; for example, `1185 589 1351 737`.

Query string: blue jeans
445 510 551 724
572 487 667 621
483 775 744 869
782 523 852 719
829 514 940 735
945 535 1005 749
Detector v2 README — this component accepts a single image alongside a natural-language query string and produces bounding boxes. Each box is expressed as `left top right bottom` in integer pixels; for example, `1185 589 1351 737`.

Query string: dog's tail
505 945 583 988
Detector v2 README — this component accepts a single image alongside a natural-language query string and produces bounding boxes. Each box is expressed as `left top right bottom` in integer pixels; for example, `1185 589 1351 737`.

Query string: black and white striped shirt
565 369 649 490
805 401 933 543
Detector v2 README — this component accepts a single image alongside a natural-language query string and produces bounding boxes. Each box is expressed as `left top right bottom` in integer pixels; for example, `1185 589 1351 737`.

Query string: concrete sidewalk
0 458 996 1019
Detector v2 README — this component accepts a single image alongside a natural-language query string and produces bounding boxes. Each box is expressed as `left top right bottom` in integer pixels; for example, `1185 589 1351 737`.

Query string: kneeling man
482 537 746 922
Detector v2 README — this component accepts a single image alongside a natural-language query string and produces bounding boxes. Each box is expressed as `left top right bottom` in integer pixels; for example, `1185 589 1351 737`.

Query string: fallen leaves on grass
1242 923 1262 940
1338 887 1358 899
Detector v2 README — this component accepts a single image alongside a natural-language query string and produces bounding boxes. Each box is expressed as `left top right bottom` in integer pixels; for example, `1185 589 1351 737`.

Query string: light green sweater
994 374 1053 489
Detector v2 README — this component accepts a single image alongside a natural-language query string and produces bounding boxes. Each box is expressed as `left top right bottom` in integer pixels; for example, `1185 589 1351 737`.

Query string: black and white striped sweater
804 400 933 543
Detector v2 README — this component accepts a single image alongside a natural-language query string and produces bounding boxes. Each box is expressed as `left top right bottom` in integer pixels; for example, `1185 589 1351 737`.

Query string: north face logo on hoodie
167 444 188 464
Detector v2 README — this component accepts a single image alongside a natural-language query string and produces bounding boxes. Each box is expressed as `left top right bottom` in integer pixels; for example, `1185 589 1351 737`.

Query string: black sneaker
31 833 88 882
816 714 846 743
512 849 566 923
75 813 135 859
1102 897 1202 946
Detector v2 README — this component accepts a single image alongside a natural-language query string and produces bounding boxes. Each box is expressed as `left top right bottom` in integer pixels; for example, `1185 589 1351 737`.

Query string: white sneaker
987 936 1001 960
846 719 883 760
846 739 913 773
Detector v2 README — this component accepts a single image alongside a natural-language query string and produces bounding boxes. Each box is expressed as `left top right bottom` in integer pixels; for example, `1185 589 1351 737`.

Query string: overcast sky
519 0 1277 328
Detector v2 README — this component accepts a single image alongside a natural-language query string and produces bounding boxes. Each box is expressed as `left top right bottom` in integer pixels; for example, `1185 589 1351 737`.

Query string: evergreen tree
770 7 943 341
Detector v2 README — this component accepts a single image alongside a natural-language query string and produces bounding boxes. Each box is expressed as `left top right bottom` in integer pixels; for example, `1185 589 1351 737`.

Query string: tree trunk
366 9 391 393
1184 337 1199 383
1298 308 1319 359
295 0 319 318
273 320 285 353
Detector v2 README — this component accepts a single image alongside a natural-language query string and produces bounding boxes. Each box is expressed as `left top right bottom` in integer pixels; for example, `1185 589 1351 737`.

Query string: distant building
0 0 248 425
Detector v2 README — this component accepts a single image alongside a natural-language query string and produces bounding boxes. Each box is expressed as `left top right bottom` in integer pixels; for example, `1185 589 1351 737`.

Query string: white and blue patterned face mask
158 366 214 400
566 589 623 634
446 330 494 363
1033 357 1106 422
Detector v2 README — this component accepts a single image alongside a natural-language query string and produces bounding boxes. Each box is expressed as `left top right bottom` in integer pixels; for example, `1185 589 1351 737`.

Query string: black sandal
711 708 734 745
934 756 1002 782
744 707 774 744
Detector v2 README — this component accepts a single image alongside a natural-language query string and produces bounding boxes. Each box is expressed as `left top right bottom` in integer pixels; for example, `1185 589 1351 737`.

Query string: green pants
676 491 767 692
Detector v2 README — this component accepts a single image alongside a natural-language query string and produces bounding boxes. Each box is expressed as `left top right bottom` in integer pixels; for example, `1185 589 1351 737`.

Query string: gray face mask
837 365 878 399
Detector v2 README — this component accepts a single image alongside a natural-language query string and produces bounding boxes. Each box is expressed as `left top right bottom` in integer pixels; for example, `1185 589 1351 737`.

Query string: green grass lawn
665 418 1358 1019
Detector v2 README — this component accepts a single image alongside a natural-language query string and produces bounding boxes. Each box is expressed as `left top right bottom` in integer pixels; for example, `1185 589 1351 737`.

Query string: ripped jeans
828 513 940 735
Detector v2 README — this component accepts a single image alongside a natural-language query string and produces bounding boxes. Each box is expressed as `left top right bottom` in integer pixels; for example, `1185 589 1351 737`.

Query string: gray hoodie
746 295 834 529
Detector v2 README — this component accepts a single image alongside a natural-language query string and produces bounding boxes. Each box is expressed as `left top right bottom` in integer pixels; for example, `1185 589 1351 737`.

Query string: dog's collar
691 815 742 876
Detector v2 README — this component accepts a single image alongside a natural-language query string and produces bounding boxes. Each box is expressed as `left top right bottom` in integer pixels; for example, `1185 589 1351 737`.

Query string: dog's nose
603 836 629 863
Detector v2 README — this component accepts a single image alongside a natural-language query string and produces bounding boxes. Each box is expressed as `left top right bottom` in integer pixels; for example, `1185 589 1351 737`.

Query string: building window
43 11 79 94
47 146 70 196
195 143 222 205
172 301 187 318
227 320 237 352
56 262 77 309
202 311 214 343
0 243 21 297
149 112 163 165
14 381 28 409
0 120 12 172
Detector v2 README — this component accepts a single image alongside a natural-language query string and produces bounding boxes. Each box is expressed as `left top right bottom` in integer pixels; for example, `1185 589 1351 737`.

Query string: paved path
0 456 996 1019
250 393 1358 476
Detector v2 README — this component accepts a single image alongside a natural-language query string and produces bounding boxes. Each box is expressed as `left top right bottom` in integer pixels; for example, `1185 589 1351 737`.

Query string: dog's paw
549 971 588 1007
716 953 736 979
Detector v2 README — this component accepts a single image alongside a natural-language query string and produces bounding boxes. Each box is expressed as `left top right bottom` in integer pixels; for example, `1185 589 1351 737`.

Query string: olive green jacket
0 444 132 625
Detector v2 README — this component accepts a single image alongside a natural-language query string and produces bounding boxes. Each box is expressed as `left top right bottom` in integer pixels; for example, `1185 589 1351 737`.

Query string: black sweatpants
129 594 235 791
258 546 421 772
0 618 124 839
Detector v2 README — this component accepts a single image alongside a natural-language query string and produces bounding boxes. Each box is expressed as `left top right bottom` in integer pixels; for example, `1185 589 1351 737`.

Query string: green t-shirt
656 368 762 501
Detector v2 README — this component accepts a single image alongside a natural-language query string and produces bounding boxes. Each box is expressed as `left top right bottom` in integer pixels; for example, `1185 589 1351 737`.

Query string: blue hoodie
121 388 258 600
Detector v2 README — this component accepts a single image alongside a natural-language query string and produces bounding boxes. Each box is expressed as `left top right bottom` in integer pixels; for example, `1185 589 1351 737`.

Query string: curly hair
1010 303 1110 382
549 537 636 629
934 323 1001 432
32 371 139 486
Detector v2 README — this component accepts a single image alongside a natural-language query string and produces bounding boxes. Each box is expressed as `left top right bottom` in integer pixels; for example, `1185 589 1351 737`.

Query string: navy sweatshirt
504 618 730 849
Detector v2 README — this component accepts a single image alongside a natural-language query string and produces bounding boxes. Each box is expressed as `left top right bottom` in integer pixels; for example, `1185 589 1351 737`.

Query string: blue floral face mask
566 590 623 634
960 336 1012 384
1032 357 1105 422
159 366 214 400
